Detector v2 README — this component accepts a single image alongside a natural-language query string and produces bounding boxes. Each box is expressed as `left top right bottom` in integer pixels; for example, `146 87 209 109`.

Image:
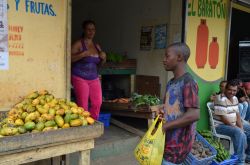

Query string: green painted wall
187 66 222 131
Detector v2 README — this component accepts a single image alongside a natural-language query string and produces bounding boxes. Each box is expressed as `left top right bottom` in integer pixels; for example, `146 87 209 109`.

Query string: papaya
68 101 78 108
35 122 45 131
25 112 37 122
71 107 79 114
82 111 90 117
65 109 72 114
43 104 50 110
45 120 56 127
62 123 70 128
79 116 88 126
15 119 24 126
0 127 18 136
36 117 45 123
70 119 83 127
18 126 27 134
24 121 36 131
34 111 41 118
41 114 54 121
21 112 28 120
56 109 65 116
86 117 95 125
26 91 39 99
32 129 40 133
43 127 54 132
48 108 56 115
55 115 64 128
64 113 71 123
37 107 48 114
70 114 79 120
26 105 36 113
32 98 40 105
39 99 46 105
15 102 24 109
39 90 48 95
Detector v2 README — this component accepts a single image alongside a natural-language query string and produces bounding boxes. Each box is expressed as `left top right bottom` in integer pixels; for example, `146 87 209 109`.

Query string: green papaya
55 115 64 127
45 120 56 127
35 122 45 131
24 121 36 131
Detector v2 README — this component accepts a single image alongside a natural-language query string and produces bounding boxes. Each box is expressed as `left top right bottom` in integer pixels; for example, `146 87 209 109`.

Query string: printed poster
140 26 153 50
0 0 8 70
155 24 167 49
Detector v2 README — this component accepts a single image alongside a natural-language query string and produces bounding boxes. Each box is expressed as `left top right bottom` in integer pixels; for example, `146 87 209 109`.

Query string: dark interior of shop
227 8 250 81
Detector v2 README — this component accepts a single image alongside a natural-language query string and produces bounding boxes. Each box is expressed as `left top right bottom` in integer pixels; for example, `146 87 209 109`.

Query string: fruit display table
0 122 103 165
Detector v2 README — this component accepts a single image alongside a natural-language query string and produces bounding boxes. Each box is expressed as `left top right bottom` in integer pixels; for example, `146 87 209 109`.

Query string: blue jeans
245 103 250 121
239 101 249 120
216 120 250 164
162 159 182 165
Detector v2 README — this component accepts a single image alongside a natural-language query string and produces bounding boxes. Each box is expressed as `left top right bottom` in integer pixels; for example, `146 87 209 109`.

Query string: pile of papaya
198 130 231 162
0 90 95 137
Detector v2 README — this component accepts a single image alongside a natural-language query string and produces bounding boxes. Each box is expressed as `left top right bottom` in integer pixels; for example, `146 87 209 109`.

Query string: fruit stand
0 90 104 165
0 122 103 165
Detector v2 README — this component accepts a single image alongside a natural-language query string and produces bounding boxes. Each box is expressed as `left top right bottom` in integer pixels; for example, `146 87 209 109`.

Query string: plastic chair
207 102 234 154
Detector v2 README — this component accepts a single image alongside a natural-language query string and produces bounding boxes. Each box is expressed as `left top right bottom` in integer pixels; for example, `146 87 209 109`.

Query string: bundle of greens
131 93 160 107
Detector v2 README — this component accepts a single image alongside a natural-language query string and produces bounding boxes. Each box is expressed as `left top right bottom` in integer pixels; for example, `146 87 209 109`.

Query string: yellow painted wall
186 0 229 82
0 0 68 111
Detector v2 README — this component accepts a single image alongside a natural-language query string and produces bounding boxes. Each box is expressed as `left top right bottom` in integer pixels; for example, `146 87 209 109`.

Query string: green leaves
131 93 160 107
106 52 126 63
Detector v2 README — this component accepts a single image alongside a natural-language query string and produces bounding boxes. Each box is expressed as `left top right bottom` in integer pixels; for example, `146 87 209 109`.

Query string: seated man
214 80 250 165
210 80 227 102
235 79 249 120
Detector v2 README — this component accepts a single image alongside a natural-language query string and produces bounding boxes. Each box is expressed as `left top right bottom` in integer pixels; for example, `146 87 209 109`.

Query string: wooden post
66 0 72 101
78 150 90 165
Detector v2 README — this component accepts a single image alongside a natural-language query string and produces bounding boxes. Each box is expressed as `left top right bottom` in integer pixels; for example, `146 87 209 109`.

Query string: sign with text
0 0 67 110
186 0 229 81
0 0 8 70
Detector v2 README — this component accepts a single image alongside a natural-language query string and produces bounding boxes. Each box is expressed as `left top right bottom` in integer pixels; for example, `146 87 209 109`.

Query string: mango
35 122 45 131
24 121 36 131
43 104 50 110
15 119 24 126
86 117 95 125
18 126 27 134
55 115 64 127
62 123 70 128
70 119 83 127
45 120 56 127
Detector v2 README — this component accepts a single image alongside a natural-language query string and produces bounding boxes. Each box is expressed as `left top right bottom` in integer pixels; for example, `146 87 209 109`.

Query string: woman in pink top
71 20 106 120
